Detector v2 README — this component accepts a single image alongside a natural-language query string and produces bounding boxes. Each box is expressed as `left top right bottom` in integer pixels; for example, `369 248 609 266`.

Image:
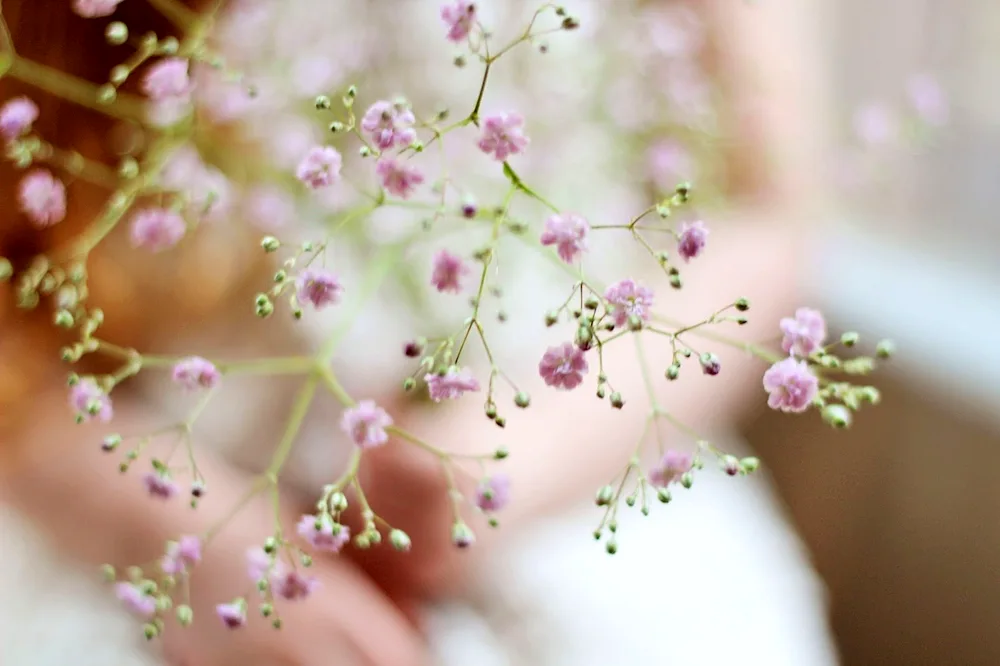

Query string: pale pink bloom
243 185 296 231
296 145 342 189
648 450 693 488
0 96 39 139
295 268 343 310
72 0 123 17
171 357 221 391
430 249 470 293
677 220 708 262
763 357 819 413
161 535 202 575
440 1 477 43
360 101 417 151
376 158 424 198
425 367 480 402
477 112 529 161
538 342 589 390
246 547 272 582
340 400 392 449
604 279 654 328
475 474 511 512
296 514 350 553
18 170 66 228
907 74 949 126
69 379 113 423
272 570 319 601
853 103 898 146
142 58 193 102
129 208 186 252
143 472 179 500
215 601 247 629
540 212 589 263
115 583 156 619
780 307 827 358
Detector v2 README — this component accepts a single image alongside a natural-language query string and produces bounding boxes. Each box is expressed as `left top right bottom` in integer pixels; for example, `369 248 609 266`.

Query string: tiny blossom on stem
699 352 721 376
272 570 320 601
171 356 221 391
440 1 476 43
69 379 113 423
477 112 529 161
475 473 511 512
0 96 39 140
360 100 416 151
604 279 654 328
340 400 392 449
540 212 589 264
376 158 425 198
141 58 193 102
161 535 202 575
763 357 819 413
72 0 124 18
430 249 470 293
216 601 247 629
425 367 481 402
538 342 589 390
115 583 156 619
297 514 350 553
780 307 827 358
296 145 343 189
648 450 693 488
18 170 66 228
129 208 187 252
295 268 343 310
143 472 180 500
677 220 708 262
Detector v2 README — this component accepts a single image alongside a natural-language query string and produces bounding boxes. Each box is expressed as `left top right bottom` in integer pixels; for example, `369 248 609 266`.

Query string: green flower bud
390 529 412 552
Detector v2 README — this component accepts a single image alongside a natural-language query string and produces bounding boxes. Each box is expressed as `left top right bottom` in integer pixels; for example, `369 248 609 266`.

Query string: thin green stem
8 58 145 121
146 0 199 31
265 376 319 478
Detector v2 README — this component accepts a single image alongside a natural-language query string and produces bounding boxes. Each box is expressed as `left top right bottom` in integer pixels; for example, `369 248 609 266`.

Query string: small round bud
143 623 158 640
669 273 683 290
575 325 594 350
875 339 895 359
261 236 280 252
402 377 416 391
330 492 348 512
484 403 497 419
494 415 506 428
461 201 478 218
740 457 760 473
699 352 721 376
354 534 372 550
102 433 122 452
389 529 412 552
97 84 117 105
605 540 618 555
329 121 345 133
403 339 425 357
260 603 273 617
735 297 750 312
300 553 313 567
596 485 614 506
263 537 278 554
680 472 694 489
272 618 282 630
584 295 600 310
359 146 371 158
346 85 358 99
110 65 129 85
105 22 128 45
665 363 681 381
100 563 116 582
841 331 860 347
859 386 881 404
624 495 636 507
544 310 559 327
158 36 180 54
656 487 671 503
453 54 467 68
514 391 530 408
314 95 331 110
822 404 852 429
609 392 624 409
175 605 193 626
54 309 74 328
118 157 139 180
494 446 509 460
722 455 741 476
596 386 606 399
451 522 475 548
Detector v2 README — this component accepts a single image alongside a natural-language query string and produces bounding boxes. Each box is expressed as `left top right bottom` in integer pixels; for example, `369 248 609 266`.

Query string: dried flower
648 450 693 488
440 1 476 43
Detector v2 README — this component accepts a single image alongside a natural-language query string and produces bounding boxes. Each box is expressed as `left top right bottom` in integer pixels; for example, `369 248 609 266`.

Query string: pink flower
648 450 693 488
296 145 343 188
475 474 511 512
430 249 470 293
477 112 529 161
161 535 202 575
907 74 949 126
360 101 417 151
295 268 343 310
115 583 156 619
246 547 272 582
440 1 477 43
272 570 319 601
216 600 247 629
0 96 39 140
72 0 123 17
538 342 589 390
141 58 193 102
171 356 221 391
376 158 424 198
143 472 179 500
18 170 66 228
540 212 589 264
604 279 654 328
69 379 113 423
340 400 392 449
296 514 350 553
677 220 708 262
129 208 186 252
780 307 827 358
425 367 481 402
763 357 819 413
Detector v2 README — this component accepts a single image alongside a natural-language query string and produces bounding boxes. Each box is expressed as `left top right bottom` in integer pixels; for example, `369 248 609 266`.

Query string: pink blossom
475 474 511 512
115 583 156 619
246 547 272 582
677 220 708 262
907 74 949 126
340 400 392 449
360 101 417 151
129 208 186 252
272 570 319 601
72 0 123 17
648 450 693 488
477 112 529 161
425 367 481 402
538 342 589 390
69 379 113 423
216 601 247 629
440 1 477 43
540 212 589 263
161 535 202 575
296 145 343 188
18 170 66 228
430 249 470 293
604 279 654 328
296 514 350 553
171 356 221 391
143 472 179 500
295 268 343 310
780 307 827 358
243 186 296 231
376 158 424 198
763 357 819 413
0 96 39 140
141 58 193 102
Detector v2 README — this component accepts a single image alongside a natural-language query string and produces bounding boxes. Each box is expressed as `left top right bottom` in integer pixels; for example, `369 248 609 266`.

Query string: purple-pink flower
295 268 343 310
69 379 113 423
18 170 66 228
171 356 221 391
648 450 693 488
216 601 247 629
0 96 39 140
540 212 589 264
475 474 511 512
425 367 481 402
780 307 827 358
604 279 654 328
376 158 424 198
161 535 202 575
115 583 156 619
72 0 123 17
477 112 529 161
129 208 186 252
430 249 470 293
272 570 319 601
297 514 350 553
762 357 819 413
677 220 708 262
246 547 272 582
296 145 343 189
538 342 589 390
360 101 417 151
141 58 193 102
340 400 392 449
143 472 180 500
440 1 476 43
